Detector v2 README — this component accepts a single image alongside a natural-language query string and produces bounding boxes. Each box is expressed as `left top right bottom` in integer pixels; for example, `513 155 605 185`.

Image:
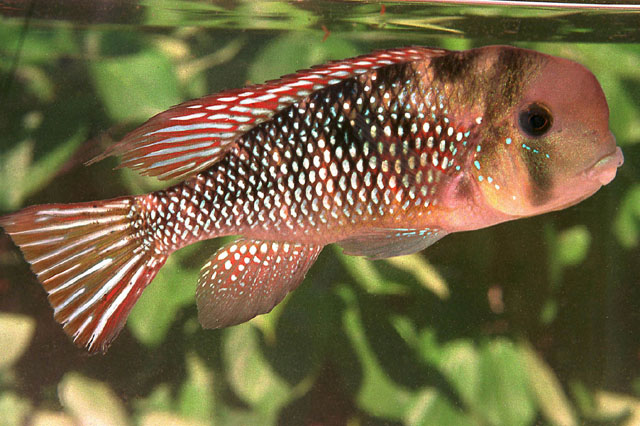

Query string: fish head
473 48 623 219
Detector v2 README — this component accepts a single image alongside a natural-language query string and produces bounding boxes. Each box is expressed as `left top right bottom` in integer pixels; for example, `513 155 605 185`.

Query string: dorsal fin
90 47 446 181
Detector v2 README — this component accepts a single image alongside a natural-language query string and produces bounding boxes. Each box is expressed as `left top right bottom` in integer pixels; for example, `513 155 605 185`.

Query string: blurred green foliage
0 1 639 425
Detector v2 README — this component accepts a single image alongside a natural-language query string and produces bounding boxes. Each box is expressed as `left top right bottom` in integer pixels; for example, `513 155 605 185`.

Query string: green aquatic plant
0 3 638 424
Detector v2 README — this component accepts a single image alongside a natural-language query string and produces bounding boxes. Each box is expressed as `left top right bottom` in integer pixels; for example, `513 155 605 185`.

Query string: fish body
0 46 623 353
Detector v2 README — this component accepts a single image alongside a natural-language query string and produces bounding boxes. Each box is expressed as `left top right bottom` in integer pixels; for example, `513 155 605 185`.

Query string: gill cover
474 48 620 218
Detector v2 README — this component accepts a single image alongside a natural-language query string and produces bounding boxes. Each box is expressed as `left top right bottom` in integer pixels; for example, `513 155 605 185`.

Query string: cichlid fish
0 46 623 353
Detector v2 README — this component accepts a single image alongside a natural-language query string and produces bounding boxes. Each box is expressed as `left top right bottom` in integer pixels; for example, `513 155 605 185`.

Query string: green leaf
334 246 407 295
140 0 317 30
0 139 32 210
540 300 559 325
439 38 473 51
436 339 536 426
416 327 445 366
337 284 413 420
0 126 85 210
385 253 450 299
140 0 225 27
30 411 75 426
436 340 481 409
223 324 291 421
177 353 214 422
262 271 342 385
557 225 591 266
593 390 640 425
0 313 35 370
127 245 200 347
570 381 597 418
15 66 56 102
476 340 536 426
405 388 475 426
120 167 171 193
236 2 318 31
177 38 244 98
140 412 208 426
614 184 640 248
22 126 87 199
0 392 31 426
132 383 173 416
520 342 577 426
248 32 358 84
0 24 78 65
214 407 274 426
58 372 129 426
91 49 182 123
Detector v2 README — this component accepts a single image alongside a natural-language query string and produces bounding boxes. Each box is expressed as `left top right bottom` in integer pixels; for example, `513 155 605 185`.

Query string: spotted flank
1 45 623 352
196 239 322 329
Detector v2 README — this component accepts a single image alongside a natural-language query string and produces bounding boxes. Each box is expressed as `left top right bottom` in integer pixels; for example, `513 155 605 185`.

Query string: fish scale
141 62 472 248
0 45 623 353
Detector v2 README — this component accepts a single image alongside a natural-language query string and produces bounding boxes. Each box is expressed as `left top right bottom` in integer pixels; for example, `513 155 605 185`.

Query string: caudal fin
0 197 166 353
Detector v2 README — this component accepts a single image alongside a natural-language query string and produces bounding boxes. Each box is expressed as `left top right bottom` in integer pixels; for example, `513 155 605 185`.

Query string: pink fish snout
587 146 624 186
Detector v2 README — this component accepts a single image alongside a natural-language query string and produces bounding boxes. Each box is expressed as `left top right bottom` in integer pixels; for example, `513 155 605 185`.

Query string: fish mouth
586 146 624 186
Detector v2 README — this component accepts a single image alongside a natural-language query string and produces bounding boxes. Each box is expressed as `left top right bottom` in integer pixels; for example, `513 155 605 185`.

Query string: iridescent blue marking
506 137 512 145
474 160 481 170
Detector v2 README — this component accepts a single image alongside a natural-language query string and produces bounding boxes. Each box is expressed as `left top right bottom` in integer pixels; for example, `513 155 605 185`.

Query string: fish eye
518 103 553 137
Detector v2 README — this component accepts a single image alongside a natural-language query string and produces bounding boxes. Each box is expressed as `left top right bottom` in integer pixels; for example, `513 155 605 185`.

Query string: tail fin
0 197 166 354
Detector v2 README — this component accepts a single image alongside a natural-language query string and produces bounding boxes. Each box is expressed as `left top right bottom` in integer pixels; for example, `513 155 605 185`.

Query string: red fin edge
0 198 166 354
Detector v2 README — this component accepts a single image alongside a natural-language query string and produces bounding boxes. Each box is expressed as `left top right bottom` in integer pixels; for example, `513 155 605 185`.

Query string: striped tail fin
0 197 166 354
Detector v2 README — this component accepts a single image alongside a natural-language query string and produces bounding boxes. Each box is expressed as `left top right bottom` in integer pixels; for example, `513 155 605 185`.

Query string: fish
0 45 623 354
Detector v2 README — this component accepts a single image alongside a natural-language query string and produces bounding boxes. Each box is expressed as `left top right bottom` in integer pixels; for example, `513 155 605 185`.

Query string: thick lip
587 146 624 186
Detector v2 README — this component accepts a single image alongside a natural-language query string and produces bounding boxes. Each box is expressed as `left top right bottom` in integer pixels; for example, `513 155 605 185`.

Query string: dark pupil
519 103 552 137
529 114 547 130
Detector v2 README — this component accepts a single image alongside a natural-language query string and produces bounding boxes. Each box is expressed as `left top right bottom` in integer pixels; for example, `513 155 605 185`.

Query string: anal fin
196 239 323 329
337 228 447 259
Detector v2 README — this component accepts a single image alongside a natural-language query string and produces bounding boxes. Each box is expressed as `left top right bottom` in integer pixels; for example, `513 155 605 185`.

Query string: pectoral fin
337 228 446 259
